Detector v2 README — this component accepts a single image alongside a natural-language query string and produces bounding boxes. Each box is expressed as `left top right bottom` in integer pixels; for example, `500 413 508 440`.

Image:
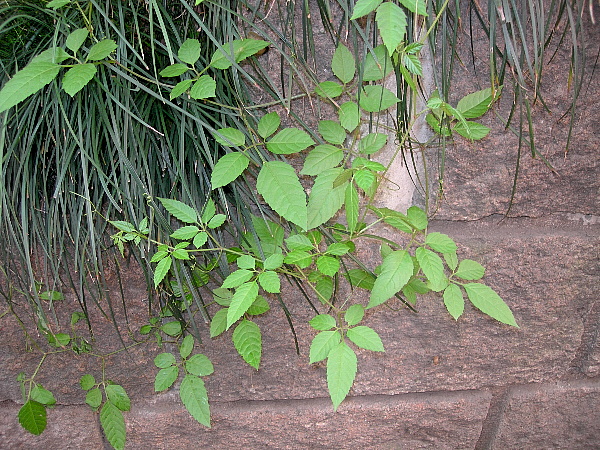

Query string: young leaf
153 256 172 287
105 385 130 412
307 168 346 229
318 120 347 146
65 28 89 53
267 128 315 155
257 112 280 139
454 260 485 280
338 101 360 131
170 79 193 99
180 335 195 359
155 366 179 392
257 161 307 230
456 88 494 119
317 255 340 277
464 283 518 327
309 314 337 331
171 225 200 240
222 269 254 289
185 354 214 376
209 308 228 338
247 295 270 315
18 400 46 435
376 2 407 56
403 53 422 76
227 281 259 329
159 63 189 77
190 75 216 100
86 39 117 61
343 269 376 290
257 271 280 293
100 401 126 450
0 62 61 113
301 145 343 176
213 128 246 147
309 330 341 363
327 341 357 411
443 283 464 320
315 81 343 98
332 44 356 84
351 0 383 19
415 247 447 292
358 85 400 113
86 388 102 409
425 232 457 254
178 38 201 65
344 304 365 326
232 319 262 369
347 326 384 352
359 133 387 155
80 374 96 390
180 375 211 427
368 250 413 308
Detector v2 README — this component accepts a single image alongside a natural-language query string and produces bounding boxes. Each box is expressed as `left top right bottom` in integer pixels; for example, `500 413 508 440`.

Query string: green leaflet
155 366 179 392
209 309 228 338
170 79 193 100
185 354 214 376
415 247 448 292
351 0 383 19
210 38 270 69
247 295 271 315
257 112 280 139
233 319 262 369
455 259 485 280
368 250 413 308
464 283 518 327
344 305 365 326
213 128 246 147
227 281 259 329
332 44 355 83
309 314 337 331
327 341 357 411
105 384 130 411
376 2 407 56
318 120 347 146
153 256 172 288
362 45 393 82
180 375 211 427
309 330 341 363
18 400 46 435
222 269 254 289
316 255 340 277
178 38 201 65
359 133 387 155
345 183 359 232
443 283 464 320
0 62 61 113
160 63 189 77
100 401 126 450
300 145 343 176
425 232 457 254
344 269 376 290
453 121 490 140
307 168 346 229
267 128 315 154
359 85 400 113
257 270 280 293
338 101 360 131
154 352 176 368
257 161 308 230
180 335 194 359
158 198 197 224
86 39 117 61
190 75 216 100
65 28 89 53
347 326 384 352
315 81 343 98
399 0 427 15
456 88 494 118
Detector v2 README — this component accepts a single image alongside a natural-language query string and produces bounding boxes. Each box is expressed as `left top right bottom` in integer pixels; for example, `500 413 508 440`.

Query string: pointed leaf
263 253 284 270
105 384 130 412
180 375 211 427
100 401 126 450
0 62 60 113
222 269 254 289
233 319 262 369
65 28 89 53
160 63 189 77
327 341 357 411
257 271 280 293
362 45 393 81
368 250 413 308
285 234 314 251
359 85 400 112
464 283 518 327
86 388 102 409
154 352 176 369
209 308 228 338
190 75 216 99
318 120 347 146
227 281 259 329
80 374 96 391
158 198 197 224
210 39 269 69
399 0 427 15
315 276 334 303
309 330 341 363
415 247 447 292
344 304 365 326
185 354 214 376
309 314 337 331
453 121 490 140
359 133 387 155
307 168 346 229
301 145 343 176
443 283 464 320
257 161 307 230
444 251 459 271
347 325 384 351
180 335 195 359
425 232 457 254
171 225 200 240
406 205 428 230
267 128 315 155
316 255 340 277
338 101 360 131
178 38 201 65
31 47 70 64
18 401 46 435
86 39 117 61
284 250 313 268
170 79 193 99
213 128 246 147
258 112 280 139
247 295 270 315
343 269 376 290
455 259 485 280
351 0 383 19
153 256 172 287
315 81 343 98
154 366 179 392
456 88 494 119
332 44 356 83
376 2 406 55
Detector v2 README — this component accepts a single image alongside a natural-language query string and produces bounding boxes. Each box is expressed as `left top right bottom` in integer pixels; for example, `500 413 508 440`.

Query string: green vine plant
0 0 518 446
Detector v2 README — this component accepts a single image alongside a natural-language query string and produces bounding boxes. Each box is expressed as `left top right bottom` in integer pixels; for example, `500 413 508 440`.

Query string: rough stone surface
125 390 491 449
494 380 600 449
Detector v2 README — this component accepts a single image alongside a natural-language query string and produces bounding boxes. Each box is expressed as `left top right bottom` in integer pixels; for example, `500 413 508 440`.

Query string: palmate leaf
257 161 307 230
232 319 262 369
327 341 357 411
464 283 518 327
100 401 126 450
211 153 250 189
368 250 413 308
18 400 47 435
0 62 61 113
180 375 211 428
62 63 97 97
376 2 407 56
